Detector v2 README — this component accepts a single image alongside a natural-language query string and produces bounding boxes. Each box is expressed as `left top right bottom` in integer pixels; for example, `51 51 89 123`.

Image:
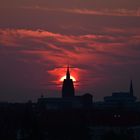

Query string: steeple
130 80 133 96
62 65 75 98
66 65 70 80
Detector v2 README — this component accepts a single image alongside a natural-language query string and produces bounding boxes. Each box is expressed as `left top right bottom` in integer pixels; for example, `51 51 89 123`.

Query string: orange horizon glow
60 75 76 82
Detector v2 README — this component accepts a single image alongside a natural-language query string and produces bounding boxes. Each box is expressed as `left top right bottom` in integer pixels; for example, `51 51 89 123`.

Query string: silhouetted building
104 80 137 104
62 66 75 98
37 66 93 109
104 92 136 104
38 93 93 110
95 80 137 110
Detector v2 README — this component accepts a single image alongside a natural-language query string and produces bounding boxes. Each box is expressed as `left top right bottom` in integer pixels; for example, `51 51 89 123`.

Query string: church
37 66 93 109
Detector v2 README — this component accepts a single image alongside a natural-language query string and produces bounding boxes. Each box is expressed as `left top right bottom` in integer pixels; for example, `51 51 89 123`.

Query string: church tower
130 80 134 96
62 66 75 98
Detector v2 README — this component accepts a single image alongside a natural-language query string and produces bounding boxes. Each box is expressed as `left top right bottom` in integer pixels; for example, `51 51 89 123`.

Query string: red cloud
0 28 140 65
22 6 140 17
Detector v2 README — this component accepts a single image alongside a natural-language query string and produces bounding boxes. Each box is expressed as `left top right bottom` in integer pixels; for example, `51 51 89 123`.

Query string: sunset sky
0 0 140 102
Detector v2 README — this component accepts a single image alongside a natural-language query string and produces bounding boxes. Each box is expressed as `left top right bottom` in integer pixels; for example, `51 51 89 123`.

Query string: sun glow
60 76 76 82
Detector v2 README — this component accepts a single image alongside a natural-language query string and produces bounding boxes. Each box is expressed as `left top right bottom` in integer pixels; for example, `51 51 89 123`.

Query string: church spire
62 65 75 98
130 80 133 96
66 65 70 80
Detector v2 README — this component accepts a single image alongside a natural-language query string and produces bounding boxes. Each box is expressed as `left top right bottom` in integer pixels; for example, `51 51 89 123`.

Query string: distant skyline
0 0 140 102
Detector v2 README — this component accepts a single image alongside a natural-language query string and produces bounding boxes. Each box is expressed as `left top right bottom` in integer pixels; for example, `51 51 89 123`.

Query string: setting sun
60 76 76 82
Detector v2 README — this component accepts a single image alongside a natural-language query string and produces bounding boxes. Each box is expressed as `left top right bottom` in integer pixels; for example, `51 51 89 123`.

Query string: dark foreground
0 102 140 140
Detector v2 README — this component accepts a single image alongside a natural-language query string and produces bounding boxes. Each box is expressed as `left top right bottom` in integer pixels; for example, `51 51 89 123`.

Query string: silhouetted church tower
130 80 134 96
62 66 75 98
